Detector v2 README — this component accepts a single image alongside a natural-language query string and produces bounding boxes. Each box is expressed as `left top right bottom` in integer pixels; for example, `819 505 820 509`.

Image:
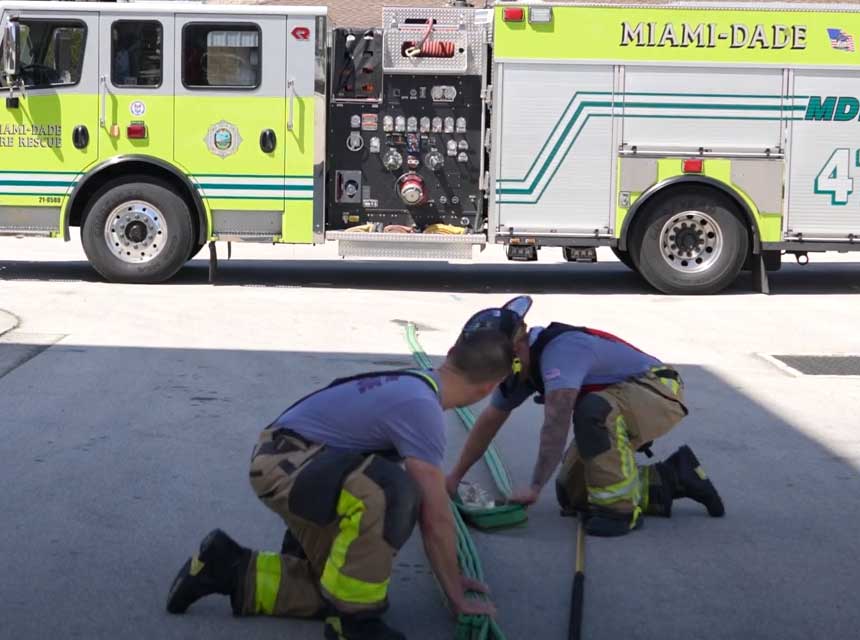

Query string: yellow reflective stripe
661 377 681 395
588 479 638 504
321 489 390 605
639 466 651 512
588 416 642 506
254 552 282 615
322 564 390 605
325 616 345 639
651 366 681 395
189 554 205 577
630 506 642 529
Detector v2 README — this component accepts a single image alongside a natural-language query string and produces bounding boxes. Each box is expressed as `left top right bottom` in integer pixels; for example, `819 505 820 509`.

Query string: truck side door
0 8 98 237
97 11 174 165
174 13 287 242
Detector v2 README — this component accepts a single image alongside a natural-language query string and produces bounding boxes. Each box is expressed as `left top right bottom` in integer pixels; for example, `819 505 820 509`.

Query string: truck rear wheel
611 247 636 271
630 188 749 295
81 178 194 283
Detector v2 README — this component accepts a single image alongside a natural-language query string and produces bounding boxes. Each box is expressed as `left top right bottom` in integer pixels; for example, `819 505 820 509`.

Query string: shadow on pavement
1 256 859 294
0 342 858 640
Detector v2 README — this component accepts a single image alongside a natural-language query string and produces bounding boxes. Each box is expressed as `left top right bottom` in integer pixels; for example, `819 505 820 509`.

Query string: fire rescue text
0 123 63 149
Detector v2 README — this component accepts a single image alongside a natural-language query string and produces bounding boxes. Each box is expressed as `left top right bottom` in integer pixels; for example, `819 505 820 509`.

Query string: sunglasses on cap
460 295 533 341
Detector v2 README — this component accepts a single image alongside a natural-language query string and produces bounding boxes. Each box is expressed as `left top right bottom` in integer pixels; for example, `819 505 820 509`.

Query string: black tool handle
569 571 585 640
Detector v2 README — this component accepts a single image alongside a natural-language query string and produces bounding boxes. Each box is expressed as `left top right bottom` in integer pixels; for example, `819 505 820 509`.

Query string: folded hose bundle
405 322 527 530
405 322 528 639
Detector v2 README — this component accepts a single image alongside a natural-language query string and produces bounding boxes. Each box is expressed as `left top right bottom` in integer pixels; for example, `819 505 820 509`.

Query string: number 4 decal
815 148 854 205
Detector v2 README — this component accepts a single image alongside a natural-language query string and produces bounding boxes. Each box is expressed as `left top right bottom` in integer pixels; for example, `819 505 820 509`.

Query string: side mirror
2 20 20 78
52 27 74 75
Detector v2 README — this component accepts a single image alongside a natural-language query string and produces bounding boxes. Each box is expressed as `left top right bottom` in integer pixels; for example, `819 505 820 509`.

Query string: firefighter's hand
453 593 497 618
461 575 491 595
506 486 539 506
445 473 461 500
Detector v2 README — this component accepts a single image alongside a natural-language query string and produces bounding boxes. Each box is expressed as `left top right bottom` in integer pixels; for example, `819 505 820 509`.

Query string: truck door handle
287 79 296 131
73 125 90 149
260 129 277 153
99 75 107 127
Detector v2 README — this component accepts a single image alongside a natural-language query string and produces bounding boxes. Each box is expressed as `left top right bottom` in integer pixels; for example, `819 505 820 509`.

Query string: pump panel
326 13 487 233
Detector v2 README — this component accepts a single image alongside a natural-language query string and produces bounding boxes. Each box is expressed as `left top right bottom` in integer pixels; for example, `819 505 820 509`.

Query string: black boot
664 445 725 517
645 463 676 518
324 613 406 640
584 507 643 537
166 529 250 614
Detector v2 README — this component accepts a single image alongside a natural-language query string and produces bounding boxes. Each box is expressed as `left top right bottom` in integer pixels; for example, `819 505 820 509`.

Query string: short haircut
449 329 514 384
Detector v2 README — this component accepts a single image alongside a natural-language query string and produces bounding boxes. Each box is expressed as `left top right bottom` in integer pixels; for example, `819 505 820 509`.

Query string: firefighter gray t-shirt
491 327 661 411
273 371 446 467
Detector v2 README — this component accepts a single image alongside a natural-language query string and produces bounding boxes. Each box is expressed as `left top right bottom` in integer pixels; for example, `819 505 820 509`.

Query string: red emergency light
502 7 525 22
127 123 148 139
683 158 703 173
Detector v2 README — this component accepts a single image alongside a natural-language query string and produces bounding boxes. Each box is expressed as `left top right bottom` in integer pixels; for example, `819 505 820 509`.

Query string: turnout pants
556 367 688 525
237 427 421 618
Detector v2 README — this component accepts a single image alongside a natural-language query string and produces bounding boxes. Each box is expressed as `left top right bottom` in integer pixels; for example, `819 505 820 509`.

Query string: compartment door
786 71 860 240
494 63 615 235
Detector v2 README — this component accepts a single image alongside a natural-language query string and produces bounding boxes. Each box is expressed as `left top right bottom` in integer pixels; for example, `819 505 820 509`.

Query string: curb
0 309 19 338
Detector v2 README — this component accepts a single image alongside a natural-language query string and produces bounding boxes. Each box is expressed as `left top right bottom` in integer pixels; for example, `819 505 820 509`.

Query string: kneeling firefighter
447 300 725 537
165 304 528 639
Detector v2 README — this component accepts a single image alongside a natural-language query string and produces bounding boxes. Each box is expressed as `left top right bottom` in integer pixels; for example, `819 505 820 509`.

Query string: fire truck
2 1 860 294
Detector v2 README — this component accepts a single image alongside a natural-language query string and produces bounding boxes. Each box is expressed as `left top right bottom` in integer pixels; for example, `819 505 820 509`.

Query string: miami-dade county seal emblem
205 120 243 158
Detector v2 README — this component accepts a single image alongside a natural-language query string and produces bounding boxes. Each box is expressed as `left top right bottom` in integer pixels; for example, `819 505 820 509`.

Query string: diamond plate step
327 231 485 259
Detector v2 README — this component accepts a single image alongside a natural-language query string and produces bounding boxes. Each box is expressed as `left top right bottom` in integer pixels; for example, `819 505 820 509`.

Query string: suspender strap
528 322 657 398
278 369 439 417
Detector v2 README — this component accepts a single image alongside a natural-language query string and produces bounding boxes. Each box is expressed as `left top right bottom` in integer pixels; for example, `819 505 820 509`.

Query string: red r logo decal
291 27 310 41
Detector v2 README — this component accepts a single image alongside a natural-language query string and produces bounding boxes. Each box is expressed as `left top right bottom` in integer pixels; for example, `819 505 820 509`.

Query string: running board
327 231 486 260
0 206 60 237
0 230 55 237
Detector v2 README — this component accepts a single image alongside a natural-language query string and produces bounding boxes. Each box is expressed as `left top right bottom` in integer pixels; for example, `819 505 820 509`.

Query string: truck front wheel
630 188 749 295
81 178 194 283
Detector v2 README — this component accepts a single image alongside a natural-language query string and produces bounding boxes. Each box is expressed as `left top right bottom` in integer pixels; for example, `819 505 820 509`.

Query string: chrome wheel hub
659 210 723 274
104 200 167 264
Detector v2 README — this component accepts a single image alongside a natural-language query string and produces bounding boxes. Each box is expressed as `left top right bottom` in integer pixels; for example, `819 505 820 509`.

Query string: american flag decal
828 28 855 52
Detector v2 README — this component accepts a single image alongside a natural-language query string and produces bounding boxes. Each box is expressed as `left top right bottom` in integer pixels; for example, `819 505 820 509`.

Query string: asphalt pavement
1 238 859 640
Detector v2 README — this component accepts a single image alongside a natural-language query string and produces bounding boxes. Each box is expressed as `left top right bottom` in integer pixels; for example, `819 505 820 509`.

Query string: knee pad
364 457 421 550
289 449 365 526
572 394 613 459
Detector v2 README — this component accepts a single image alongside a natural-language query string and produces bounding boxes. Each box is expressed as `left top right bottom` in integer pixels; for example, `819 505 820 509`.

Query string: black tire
188 240 206 261
611 247 637 271
629 187 749 295
81 177 194 283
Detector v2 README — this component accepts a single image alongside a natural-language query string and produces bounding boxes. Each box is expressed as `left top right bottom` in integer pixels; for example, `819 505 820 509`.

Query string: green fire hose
404 323 526 529
404 323 526 640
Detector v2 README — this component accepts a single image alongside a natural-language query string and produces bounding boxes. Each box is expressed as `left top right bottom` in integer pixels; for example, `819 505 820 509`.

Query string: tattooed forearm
530 389 578 490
